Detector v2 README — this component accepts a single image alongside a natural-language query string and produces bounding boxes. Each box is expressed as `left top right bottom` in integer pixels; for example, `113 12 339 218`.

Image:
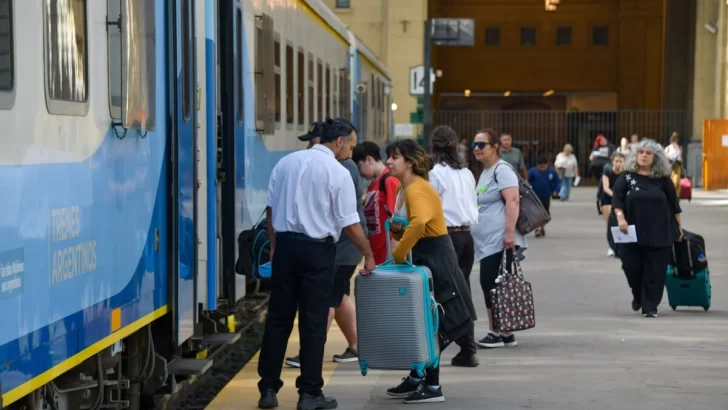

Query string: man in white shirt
257 118 375 410
428 125 480 368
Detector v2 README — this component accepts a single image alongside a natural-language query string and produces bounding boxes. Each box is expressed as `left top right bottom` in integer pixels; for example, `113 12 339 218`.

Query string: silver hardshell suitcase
354 216 440 377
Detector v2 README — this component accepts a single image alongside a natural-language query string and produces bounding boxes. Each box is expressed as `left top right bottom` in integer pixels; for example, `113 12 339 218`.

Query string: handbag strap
497 248 525 281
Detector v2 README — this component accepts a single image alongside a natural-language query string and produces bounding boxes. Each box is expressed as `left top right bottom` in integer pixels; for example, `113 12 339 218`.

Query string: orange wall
432 0 666 110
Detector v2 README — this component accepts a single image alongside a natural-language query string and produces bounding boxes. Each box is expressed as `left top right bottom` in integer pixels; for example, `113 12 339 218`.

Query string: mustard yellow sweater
392 177 448 263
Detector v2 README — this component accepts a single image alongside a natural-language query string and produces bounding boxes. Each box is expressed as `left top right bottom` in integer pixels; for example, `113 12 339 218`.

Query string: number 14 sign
409 65 436 96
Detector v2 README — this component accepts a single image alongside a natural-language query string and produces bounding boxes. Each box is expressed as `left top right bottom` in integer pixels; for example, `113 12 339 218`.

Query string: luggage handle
671 237 694 277
383 209 413 264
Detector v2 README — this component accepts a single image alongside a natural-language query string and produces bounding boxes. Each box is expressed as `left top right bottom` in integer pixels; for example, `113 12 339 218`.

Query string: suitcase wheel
703 306 709 311
671 306 676 311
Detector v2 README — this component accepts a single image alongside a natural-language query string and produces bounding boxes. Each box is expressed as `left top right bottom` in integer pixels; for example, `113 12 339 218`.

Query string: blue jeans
559 177 573 199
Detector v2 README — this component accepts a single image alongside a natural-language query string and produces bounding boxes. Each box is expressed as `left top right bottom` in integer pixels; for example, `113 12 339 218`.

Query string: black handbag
494 163 552 235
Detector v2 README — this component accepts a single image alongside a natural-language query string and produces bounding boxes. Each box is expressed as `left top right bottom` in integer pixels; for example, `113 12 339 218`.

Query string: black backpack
670 229 708 278
235 212 272 280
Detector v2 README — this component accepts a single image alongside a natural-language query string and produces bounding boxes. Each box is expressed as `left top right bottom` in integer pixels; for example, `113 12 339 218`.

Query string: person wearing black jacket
612 139 682 318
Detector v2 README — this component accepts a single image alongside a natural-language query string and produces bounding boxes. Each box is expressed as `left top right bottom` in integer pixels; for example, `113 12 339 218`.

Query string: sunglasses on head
471 141 490 150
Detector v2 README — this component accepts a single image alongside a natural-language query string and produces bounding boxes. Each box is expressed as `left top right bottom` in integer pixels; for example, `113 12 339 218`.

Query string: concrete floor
207 186 728 410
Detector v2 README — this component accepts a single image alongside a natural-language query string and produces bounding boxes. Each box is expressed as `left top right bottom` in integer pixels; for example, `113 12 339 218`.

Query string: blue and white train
0 0 392 408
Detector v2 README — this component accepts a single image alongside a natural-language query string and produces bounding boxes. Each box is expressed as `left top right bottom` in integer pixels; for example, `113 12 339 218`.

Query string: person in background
554 143 579 201
527 155 561 238
499 133 527 179
257 118 375 410
470 128 527 349
428 125 480 368
382 139 477 404
600 152 625 257
457 136 469 167
630 134 640 149
617 137 631 155
352 140 401 265
665 132 683 196
612 139 682 318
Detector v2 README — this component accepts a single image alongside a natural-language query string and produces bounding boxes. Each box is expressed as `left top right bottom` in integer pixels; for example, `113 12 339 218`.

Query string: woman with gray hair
554 143 579 200
612 139 682 318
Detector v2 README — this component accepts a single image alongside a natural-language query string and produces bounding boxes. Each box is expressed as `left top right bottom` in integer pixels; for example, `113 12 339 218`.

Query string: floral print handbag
490 250 536 333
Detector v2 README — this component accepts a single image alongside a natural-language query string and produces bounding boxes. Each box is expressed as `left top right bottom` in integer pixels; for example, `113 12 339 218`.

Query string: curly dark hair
385 139 433 181
430 125 465 169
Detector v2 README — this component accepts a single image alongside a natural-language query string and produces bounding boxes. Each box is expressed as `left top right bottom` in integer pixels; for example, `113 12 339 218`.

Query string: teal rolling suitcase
665 265 711 311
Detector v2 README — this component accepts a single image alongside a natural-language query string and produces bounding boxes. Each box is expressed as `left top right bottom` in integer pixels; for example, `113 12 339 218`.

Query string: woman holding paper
611 139 682 318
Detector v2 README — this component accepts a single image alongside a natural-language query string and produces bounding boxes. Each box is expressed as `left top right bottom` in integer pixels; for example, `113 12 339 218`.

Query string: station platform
206 187 728 410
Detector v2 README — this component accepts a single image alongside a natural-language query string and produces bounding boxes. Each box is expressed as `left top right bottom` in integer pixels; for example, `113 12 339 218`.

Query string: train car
0 0 392 409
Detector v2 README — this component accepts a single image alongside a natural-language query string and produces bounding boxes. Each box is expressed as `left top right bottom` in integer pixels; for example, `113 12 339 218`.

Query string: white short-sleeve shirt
472 160 527 261
266 144 360 241
428 163 479 227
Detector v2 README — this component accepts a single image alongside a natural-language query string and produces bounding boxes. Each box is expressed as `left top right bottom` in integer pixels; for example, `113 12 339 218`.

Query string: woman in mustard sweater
382 139 477 404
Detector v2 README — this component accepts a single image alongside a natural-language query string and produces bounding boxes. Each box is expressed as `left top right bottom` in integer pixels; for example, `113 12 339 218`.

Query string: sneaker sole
404 396 445 404
503 340 518 347
332 357 359 363
285 360 301 368
476 341 504 348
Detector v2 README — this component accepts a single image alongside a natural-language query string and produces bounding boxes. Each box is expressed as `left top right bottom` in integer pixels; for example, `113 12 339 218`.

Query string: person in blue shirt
528 155 561 237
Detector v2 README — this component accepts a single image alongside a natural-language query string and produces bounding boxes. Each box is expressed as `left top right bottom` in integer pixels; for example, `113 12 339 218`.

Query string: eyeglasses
471 141 490 150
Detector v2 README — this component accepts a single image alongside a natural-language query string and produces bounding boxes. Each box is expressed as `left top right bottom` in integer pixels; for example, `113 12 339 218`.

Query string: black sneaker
643 310 658 318
386 377 421 398
403 384 445 404
333 347 358 363
285 355 300 368
501 333 518 347
631 300 641 312
296 393 338 410
451 352 479 367
477 333 504 348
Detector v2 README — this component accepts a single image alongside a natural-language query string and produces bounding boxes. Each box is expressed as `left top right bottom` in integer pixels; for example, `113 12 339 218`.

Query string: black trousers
619 244 671 313
258 235 335 396
448 230 476 355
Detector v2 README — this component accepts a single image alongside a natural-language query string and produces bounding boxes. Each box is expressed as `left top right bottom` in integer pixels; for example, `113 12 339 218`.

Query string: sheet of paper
573 176 581 186
611 225 637 243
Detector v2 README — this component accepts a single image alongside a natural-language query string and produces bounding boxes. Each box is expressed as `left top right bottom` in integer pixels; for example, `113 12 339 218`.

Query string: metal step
203 332 241 346
167 358 213 376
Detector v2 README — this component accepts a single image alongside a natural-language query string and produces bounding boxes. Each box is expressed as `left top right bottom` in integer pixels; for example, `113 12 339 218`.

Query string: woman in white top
470 128 528 349
554 143 579 201
428 125 480 367
665 132 683 195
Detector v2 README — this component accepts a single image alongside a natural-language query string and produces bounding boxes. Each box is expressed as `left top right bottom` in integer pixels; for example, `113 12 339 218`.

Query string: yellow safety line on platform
206 314 350 409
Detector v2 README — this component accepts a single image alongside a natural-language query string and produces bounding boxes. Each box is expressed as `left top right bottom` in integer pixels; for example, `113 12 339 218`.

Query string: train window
297 49 304 125
325 64 330 118
307 53 313 125
317 60 322 119
107 0 157 128
333 70 338 118
274 37 280 123
0 0 15 109
286 44 293 124
45 0 89 116
236 8 243 123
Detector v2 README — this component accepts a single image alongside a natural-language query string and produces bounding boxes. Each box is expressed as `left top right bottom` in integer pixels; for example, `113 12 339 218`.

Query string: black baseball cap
298 122 324 141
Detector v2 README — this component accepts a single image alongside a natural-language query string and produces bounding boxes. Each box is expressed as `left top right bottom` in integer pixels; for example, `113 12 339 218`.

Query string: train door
171 0 198 345
217 0 245 306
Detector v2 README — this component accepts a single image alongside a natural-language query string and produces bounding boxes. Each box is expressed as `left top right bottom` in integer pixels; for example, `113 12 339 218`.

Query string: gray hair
624 138 672 178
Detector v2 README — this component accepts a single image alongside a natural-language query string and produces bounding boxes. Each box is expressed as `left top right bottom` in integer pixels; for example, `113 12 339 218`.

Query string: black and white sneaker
333 347 358 363
285 355 301 368
387 377 421 398
501 333 518 347
403 384 445 404
477 333 504 348
643 310 658 318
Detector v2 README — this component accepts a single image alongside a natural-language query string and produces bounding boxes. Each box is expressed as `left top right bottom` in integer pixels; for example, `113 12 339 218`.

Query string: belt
447 226 470 233
276 232 334 244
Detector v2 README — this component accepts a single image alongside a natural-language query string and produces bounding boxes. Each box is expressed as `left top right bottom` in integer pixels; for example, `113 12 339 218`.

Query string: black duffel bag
235 212 272 280
670 229 708 278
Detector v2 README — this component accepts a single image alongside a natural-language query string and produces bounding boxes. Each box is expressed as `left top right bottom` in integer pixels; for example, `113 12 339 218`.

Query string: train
0 0 392 408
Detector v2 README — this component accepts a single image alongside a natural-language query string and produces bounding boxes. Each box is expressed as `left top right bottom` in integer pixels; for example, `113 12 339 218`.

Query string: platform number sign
409 65 436 96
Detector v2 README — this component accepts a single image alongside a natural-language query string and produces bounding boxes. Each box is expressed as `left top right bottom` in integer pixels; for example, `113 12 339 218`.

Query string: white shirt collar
312 144 335 158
